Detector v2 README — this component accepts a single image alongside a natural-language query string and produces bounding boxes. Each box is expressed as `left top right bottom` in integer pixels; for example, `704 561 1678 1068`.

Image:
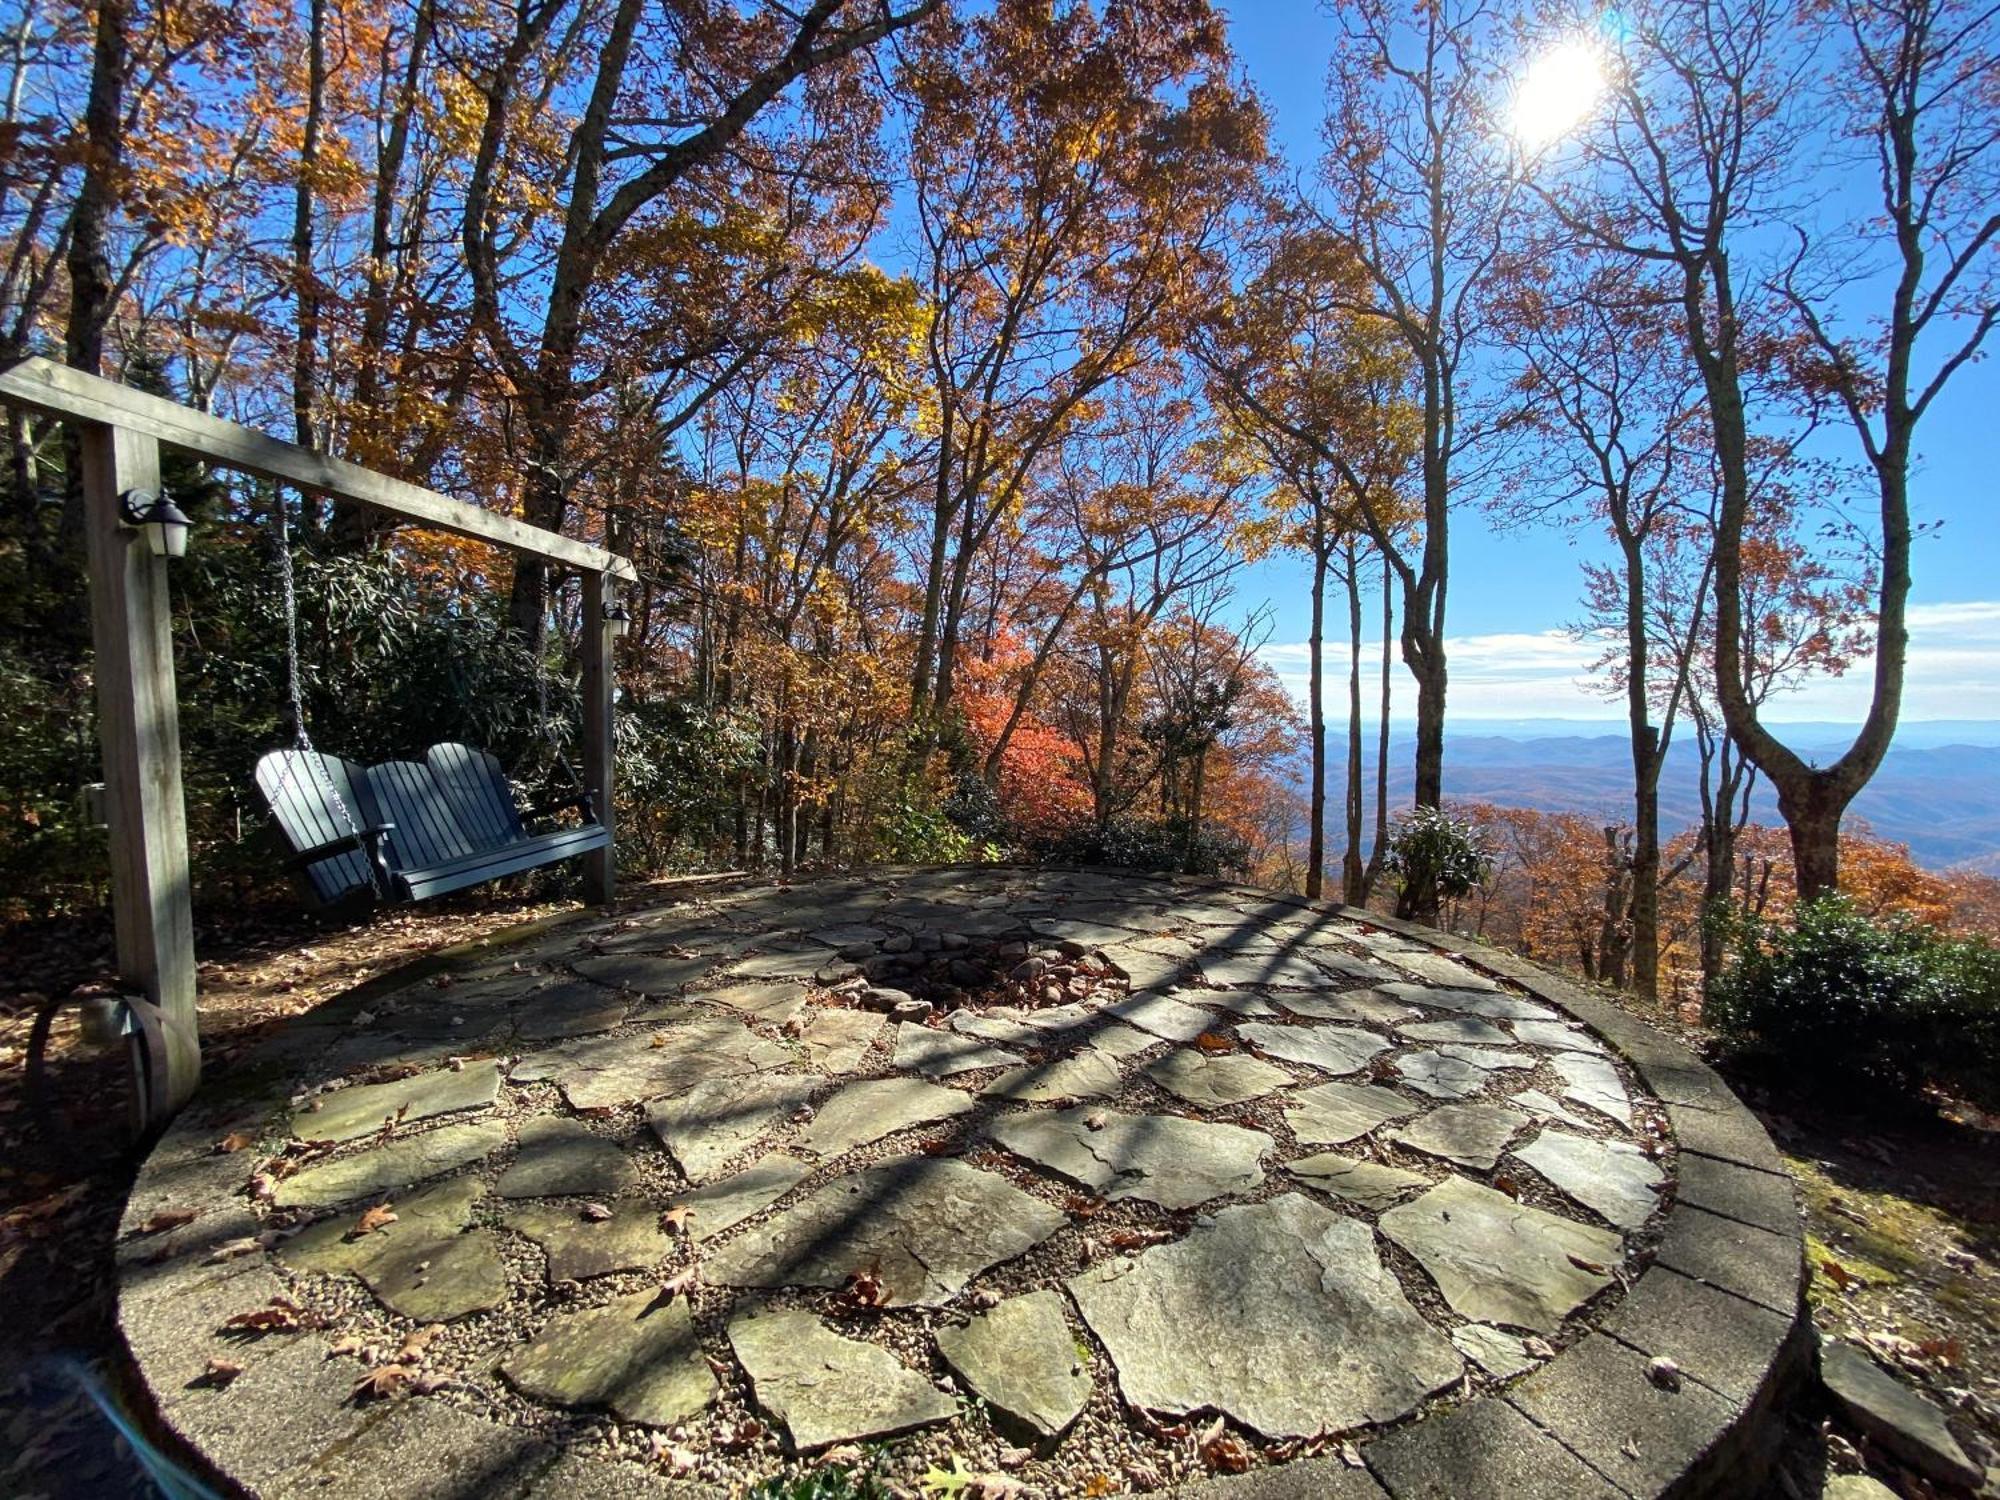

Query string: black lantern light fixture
118 488 193 558
603 598 633 638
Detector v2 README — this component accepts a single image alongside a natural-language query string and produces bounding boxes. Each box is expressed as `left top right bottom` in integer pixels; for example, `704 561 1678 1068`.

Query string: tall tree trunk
334 0 434 548
1619 532 1662 1002
1341 540 1365 903
292 0 326 455
64 0 128 378
1305 541 1327 898
1364 552 1393 898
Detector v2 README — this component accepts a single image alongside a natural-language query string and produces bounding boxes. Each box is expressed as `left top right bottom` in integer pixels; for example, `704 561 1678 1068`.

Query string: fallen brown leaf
352 1203 398 1237
134 1208 198 1236
201 1358 245 1387
215 1131 255 1155
223 1300 302 1333
580 1202 614 1223
659 1204 691 1236
350 1364 412 1401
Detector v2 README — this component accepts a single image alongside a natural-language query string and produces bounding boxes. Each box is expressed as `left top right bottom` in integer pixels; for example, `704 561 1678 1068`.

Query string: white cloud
1256 599 2000 722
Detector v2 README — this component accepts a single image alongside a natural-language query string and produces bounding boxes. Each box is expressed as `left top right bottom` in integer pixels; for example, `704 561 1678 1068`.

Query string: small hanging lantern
118 488 193 558
602 598 633 639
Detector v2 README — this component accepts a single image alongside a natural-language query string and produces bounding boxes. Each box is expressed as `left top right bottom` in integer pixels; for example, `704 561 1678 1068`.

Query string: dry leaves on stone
1198 1417 1253 1474
351 1203 398 1237
350 1364 411 1402
133 1208 198 1236
221 1298 306 1334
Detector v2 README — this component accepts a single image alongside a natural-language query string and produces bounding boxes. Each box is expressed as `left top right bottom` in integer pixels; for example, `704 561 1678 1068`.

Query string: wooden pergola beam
1 355 633 1131
0 357 637 580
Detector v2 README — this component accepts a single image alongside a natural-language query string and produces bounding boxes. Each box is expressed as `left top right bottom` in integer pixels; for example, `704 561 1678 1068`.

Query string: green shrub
1383 806 1490 918
1710 896 2000 1109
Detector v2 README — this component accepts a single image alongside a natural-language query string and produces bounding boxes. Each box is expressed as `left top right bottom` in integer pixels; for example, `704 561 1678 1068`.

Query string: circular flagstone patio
115 867 1808 1499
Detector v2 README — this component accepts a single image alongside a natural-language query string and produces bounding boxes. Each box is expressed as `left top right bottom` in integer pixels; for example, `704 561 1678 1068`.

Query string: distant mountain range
1318 721 2000 874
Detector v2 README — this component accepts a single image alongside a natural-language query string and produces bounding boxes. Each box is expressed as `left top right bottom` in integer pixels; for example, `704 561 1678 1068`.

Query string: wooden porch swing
0 355 636 1131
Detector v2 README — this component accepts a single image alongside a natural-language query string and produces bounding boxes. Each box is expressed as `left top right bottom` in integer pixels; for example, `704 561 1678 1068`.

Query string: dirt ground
2 886 1993 1500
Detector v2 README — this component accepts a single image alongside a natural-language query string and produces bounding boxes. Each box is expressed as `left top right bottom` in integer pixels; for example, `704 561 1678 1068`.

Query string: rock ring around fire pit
115 866 1807 1499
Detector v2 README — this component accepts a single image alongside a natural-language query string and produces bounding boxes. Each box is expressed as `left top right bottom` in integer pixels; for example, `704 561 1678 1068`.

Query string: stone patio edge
113 862 1809 1500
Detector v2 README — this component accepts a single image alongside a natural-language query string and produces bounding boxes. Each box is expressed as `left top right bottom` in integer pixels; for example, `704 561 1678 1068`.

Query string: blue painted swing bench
256 741 609 908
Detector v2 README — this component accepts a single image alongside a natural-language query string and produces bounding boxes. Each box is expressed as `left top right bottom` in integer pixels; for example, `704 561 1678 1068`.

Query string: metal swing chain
272 492 365 844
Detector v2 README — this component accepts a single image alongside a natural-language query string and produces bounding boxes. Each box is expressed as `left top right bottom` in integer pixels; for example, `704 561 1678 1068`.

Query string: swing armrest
524 792 595 824
282 823 396 872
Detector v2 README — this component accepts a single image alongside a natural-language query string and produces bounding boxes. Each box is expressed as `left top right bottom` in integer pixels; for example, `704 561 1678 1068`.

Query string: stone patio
114 866 1807 1498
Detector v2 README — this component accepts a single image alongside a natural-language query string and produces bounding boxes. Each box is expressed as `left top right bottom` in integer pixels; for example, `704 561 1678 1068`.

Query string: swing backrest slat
367 759 478 871
253 749 383 904
426 743 529 850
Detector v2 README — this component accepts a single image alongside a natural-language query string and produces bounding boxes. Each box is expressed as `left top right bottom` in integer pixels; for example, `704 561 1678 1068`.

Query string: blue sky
1220 1 2000 724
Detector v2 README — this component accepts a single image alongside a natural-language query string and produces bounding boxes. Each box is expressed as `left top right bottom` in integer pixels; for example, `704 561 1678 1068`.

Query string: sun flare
1512 39 1606 147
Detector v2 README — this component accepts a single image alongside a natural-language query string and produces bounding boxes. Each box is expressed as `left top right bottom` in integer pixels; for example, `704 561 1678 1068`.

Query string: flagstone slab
1068 1194 1462 1438
512 982 632 1041
274 1119 509 1207
697 979 809 1027
1453 1323 1538 1380
1398 1017 1515 1047
949 1009 1045 1045
502 1289 716 1427
1390 1104 1528 1170
495 1117 641 1199
1510 1020 1608 1054
292 1060 501 1144
798 1077 978 1157
569 953 713 995
1513 1129 1664 1230
1396 1047 1533 1100
1081 1021 1165 1059
728 1305 957 1451
1510 1089 1602 1130
893 1023 1021 1077
705 1156 1065 1306
1145 1049 1292 1107
1285 1152 1429 1210
1554 1052 1634 1126
1102 941 1196 993
1279 990 1419 1026
800 1006 885 1072
1392 952 1503 990
808 924 890 948
513 1018 793 1111
982 1050 1124 1103
1194 989 1282 1017
1101 993 1218 1042
1376 981 1558 1023
1392 1050 1489 1100
1197 951 1381 990
1237 1021 1389 1076
936 1289 1092 1439
681 1153 813 1241
987 1106 1270 1209
1380 1176 1621 1333
280 1177 507 1322
505 1199 671 1282
721 949 829 980
644 1072 819 1182
1033 917 1144 951
1285 1080 1421 1145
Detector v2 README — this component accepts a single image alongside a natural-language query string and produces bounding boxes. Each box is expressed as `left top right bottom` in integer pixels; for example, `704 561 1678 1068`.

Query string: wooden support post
80 422 201 1123
580 569 616 905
